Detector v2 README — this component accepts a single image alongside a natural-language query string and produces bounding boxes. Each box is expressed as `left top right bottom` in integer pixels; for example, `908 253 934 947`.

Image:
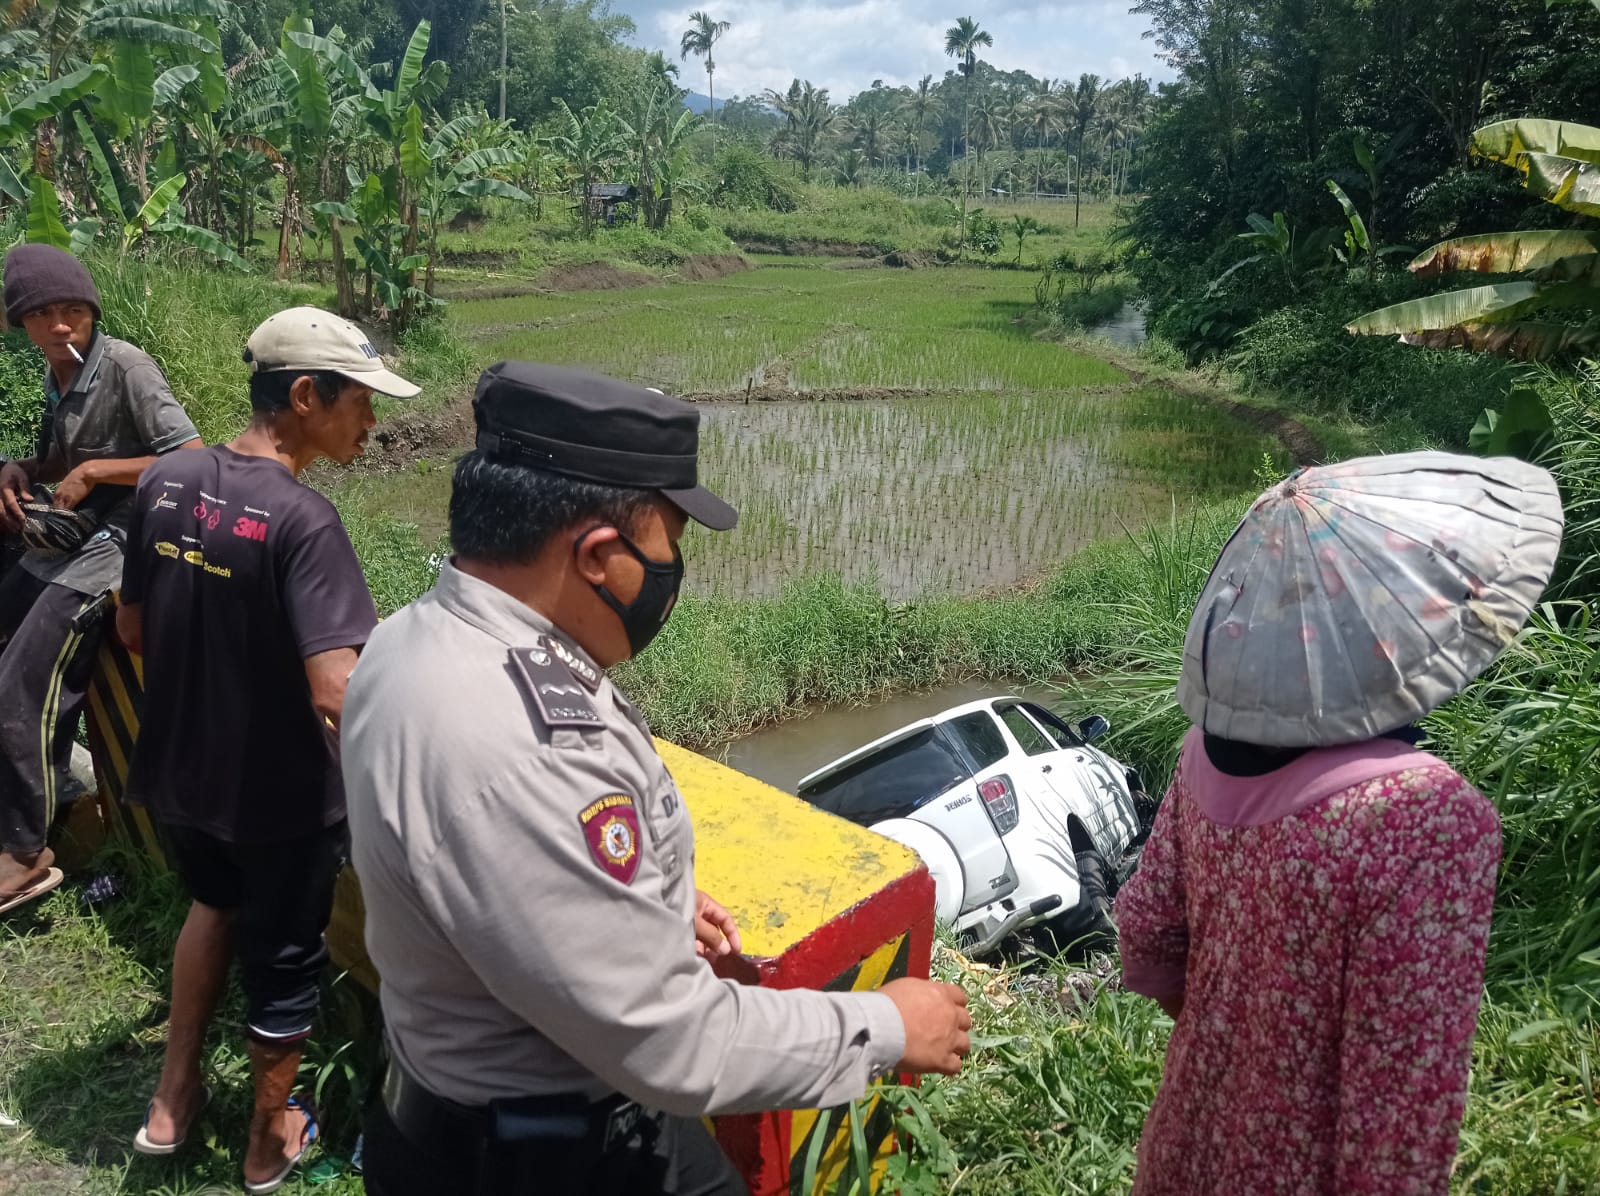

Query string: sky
609 2 1173 104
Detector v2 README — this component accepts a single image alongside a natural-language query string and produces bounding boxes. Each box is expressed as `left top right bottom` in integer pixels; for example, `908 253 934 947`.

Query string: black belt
382 1058 650 1159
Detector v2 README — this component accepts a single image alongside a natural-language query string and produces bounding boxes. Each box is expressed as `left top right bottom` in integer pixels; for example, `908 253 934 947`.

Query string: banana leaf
451 177 532 202
1326 180 1369 252
100 39 156 132
394 21 432 108
81 17 219 55
1409 230 1600 278
283 30 373 94
87 0 230 19
1346 281 1547 335
1473 119 1600 167
153 63 200 106
290 52 331 142
72 109 125 220
399 103 429 183
429 114 481 154
310 200 358 223
131 172 185 229
1531 252 1600 286
450 146 523 178
26 176 71 250
0 153 23 203
150 220 247 269
0 65 110 143
68 219 102 257
1523 152 1600 217
1401 321 1600 360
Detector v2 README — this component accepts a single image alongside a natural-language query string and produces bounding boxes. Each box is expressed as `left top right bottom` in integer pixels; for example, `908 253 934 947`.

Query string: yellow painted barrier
68 625 936 1196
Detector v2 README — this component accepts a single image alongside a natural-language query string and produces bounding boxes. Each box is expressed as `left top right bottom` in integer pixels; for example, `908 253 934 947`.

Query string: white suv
796 696 1150 956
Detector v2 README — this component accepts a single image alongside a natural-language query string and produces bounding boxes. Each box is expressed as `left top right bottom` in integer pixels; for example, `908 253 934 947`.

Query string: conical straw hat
1177 451 1564 747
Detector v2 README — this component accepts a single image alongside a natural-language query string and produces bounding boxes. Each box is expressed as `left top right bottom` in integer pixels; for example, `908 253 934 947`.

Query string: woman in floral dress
1117 452 1564 1195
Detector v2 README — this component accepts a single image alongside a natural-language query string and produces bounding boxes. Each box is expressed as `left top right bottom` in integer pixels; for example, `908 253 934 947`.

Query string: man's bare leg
144 902 235 1144
243 1038 309 1186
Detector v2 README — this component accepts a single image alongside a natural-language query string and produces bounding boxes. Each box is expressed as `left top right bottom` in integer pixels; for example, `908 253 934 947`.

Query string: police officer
342 362 972 1195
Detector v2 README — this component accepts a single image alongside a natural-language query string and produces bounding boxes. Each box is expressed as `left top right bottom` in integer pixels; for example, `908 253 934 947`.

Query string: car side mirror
1078 715 1110 743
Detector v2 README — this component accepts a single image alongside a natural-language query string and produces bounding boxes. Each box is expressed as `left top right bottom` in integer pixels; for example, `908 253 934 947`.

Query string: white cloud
614 2 1170 102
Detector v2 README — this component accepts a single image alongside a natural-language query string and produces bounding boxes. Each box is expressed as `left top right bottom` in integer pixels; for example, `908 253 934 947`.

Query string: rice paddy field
342 260 1285 600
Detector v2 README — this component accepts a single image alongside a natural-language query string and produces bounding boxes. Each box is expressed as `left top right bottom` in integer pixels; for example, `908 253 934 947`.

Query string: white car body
796 696 1141 954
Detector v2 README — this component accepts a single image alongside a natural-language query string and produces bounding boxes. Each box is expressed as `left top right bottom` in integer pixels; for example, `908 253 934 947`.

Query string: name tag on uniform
509 645 605 729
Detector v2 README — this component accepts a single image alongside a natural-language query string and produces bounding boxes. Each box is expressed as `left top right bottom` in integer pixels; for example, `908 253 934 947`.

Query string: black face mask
581 529 684 658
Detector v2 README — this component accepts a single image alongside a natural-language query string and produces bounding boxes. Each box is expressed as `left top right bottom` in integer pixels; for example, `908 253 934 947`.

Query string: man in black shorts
115 307 418 1193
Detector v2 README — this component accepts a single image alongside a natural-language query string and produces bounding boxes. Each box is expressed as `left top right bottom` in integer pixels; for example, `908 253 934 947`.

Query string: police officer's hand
693 889 742 959
880 977 972 1076
0 461 31 532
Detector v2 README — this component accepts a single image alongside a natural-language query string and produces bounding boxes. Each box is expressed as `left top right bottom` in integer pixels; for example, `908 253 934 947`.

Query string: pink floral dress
1117 728 1501 1195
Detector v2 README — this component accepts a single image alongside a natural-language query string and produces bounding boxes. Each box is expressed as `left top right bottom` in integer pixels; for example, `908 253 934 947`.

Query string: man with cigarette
0 243 201 913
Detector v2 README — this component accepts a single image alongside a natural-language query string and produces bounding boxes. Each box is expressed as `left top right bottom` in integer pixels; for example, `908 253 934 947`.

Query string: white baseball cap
244 306 421 398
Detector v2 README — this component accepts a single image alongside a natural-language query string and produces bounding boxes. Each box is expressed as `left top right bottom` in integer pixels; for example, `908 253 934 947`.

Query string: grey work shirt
342 562 907 1115
20 333 198 596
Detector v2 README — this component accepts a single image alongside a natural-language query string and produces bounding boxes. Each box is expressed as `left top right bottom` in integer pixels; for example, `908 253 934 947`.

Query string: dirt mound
882 249 933 269
440 249 518 268
731 235 883 258
675 253 753 281
541 261 660 291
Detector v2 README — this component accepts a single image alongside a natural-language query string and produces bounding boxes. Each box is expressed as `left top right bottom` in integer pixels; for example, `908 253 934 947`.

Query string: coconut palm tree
1070 72 1101 226
764 79 836 177
679 11 730 148
901 73 935 185
1026 77 1062 196
943 16 992 197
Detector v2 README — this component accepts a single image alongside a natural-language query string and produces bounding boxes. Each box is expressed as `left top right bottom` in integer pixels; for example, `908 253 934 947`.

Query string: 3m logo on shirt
233 516 268 542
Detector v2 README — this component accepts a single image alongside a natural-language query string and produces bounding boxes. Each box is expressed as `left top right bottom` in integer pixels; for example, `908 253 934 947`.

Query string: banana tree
409 109 531 297
1349 118 1600 359
551 98 627 238
0 61 107 204
24 170 243 266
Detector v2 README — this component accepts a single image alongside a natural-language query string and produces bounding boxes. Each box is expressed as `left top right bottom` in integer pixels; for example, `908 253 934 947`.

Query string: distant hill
682 91 723 115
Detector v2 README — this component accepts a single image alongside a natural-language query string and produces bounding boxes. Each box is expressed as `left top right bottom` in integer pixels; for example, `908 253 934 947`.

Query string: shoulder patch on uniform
545 634 601 691
580 794 642 884
509 644 605 729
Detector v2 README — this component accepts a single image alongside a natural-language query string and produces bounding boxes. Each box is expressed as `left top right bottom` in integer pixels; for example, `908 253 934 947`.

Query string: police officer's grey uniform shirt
343 562 907 1115
21 333 198 595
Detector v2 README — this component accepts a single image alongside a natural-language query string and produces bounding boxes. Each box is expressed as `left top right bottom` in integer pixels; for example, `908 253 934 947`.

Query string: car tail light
978 774 1019 834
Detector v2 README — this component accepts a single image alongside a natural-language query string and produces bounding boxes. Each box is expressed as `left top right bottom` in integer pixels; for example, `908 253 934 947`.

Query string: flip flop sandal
0 867 63 916
243 1096 319 1195
132 1084 213 1156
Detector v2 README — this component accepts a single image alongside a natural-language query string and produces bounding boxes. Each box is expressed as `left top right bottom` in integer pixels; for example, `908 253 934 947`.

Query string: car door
991 701 1080 814
1020 702 1137 858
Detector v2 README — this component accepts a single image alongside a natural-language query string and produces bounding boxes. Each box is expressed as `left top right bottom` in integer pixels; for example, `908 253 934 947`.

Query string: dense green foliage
1125 0 1600 442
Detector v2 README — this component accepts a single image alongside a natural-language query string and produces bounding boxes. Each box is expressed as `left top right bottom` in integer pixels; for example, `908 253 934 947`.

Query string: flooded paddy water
686 384 1248 599
347 260 1285 602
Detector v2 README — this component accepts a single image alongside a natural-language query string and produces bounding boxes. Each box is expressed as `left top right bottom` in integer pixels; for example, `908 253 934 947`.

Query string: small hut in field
585 183 639 226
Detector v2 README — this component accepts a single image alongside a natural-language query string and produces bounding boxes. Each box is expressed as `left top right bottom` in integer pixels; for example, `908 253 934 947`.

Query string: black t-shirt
121 445 377 843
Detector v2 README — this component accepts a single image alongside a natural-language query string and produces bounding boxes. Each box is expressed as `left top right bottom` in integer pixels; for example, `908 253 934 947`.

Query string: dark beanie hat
3 243 102 327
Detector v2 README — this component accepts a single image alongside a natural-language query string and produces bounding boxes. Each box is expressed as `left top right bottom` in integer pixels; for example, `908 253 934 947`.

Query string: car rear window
944 711 1008 771
799 727 969 826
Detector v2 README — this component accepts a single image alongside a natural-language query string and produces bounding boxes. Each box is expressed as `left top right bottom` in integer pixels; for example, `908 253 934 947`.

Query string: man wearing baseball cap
115 307 417 1192
342 362 971 1195
0 243 201 915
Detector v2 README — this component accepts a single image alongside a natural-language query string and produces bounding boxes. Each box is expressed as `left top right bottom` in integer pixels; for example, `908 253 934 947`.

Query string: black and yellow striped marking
787 933 913 1195
82 633 166 868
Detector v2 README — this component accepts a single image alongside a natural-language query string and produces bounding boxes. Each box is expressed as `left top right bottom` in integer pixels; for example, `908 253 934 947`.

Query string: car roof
795 695 1021 793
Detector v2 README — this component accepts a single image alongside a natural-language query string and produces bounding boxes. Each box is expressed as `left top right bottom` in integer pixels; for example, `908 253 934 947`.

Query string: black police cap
473 361 738 531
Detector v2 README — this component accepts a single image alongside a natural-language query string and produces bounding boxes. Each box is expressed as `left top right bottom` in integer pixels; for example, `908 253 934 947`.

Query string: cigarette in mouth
68 344 84 365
